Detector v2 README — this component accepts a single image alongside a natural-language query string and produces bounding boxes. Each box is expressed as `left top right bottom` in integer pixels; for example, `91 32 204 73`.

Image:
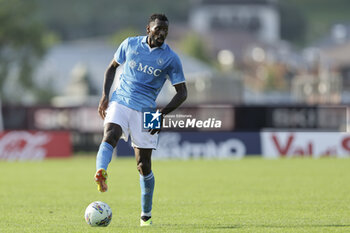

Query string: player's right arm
98 59 119 119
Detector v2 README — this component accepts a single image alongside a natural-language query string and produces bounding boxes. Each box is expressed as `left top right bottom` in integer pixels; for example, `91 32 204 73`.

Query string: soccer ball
84 201 112 227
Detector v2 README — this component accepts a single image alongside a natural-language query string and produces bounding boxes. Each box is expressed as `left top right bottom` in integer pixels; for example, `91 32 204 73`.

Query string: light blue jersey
110 36 186 111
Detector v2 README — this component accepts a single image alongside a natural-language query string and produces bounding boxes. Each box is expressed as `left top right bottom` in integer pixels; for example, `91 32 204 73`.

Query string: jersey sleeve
114 38 129 64
167 54 186 85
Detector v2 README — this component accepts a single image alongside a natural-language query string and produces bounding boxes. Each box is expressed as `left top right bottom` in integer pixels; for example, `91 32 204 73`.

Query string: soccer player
94 13 187 226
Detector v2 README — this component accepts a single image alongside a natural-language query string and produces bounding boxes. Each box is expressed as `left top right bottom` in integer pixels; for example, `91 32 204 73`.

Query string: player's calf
135 148 152 176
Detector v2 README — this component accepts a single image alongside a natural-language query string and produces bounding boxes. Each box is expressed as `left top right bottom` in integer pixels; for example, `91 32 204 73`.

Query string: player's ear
146 25 150 34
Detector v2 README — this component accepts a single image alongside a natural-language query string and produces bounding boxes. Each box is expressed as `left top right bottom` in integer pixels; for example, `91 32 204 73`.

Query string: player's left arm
149 82 187 135
161 82 187 116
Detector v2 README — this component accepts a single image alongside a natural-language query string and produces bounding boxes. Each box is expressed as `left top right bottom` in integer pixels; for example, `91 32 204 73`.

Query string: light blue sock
140 171 155 215
96 142 114 171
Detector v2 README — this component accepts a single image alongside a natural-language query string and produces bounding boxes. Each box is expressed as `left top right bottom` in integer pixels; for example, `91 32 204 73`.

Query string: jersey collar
142 36 166 50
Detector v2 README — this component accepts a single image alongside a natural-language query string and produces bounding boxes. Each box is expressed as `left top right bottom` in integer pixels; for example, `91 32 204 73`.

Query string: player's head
147 13 169 48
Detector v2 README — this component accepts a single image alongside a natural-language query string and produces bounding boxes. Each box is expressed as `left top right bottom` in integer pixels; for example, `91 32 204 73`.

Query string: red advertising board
0 131 72 160
261 132 350 158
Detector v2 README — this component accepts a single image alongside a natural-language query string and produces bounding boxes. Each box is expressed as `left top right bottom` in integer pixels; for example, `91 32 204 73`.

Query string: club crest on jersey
157 58 164 66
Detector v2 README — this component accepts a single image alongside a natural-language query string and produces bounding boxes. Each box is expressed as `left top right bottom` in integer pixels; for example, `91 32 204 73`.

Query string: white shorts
104 101 158 149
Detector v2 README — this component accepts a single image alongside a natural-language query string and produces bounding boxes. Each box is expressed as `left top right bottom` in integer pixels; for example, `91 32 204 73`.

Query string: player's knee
103 124 122 148
137 160 151 176
103 132 117 147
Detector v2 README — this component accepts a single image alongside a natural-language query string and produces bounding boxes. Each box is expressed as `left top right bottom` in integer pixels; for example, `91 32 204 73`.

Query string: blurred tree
283 0 350 44
0 0 53 103
36 0 190 40
263 64 287 91
279 2 307 46
109 27 141 45
179 32 211 63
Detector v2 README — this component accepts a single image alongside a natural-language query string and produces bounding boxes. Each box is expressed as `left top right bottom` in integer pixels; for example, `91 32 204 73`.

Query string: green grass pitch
1 156 350 232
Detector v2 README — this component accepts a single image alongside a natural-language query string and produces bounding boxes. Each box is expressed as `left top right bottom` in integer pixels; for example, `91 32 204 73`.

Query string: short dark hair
148 13 168 25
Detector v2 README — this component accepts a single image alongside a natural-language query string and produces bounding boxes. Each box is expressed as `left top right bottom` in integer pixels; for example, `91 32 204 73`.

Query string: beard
150 35 165 47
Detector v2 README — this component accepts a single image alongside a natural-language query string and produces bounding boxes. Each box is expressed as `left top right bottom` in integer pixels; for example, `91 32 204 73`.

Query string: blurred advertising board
234 106 347 131
261 132 350 158
116 132 261 158
5 105 347 133
71 132 103 152
2 106 29 129
2 105 348 154
266 106 347 131
27 107 103 132
0 131 72 161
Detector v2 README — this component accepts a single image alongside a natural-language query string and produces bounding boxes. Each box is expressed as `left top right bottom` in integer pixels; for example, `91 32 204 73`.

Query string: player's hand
98 95 109 119
148 128 161 135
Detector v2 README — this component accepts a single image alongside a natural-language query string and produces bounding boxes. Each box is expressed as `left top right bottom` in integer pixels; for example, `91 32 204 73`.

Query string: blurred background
1 0 350 160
